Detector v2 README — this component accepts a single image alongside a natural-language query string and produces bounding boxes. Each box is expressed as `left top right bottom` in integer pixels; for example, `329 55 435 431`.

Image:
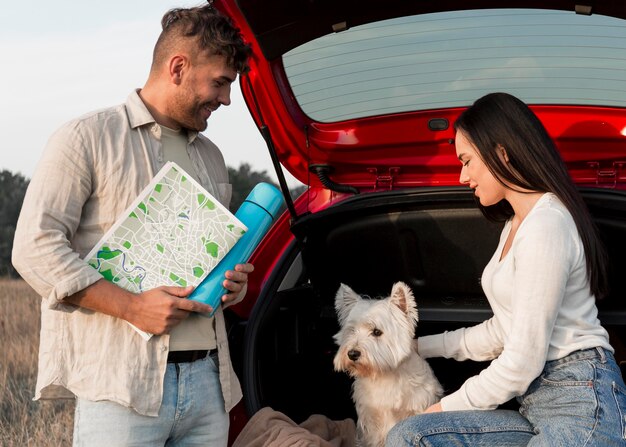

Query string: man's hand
126 285 213 334
65 279 212 335
221 263 254 306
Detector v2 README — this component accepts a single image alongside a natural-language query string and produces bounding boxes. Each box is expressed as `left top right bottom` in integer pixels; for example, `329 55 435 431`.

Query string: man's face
170 53 237 132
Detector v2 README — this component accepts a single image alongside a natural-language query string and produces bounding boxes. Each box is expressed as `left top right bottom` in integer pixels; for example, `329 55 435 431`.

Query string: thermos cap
246 183 284 219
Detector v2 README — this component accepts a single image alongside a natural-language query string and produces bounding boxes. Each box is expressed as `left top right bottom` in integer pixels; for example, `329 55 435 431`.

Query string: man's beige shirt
159 124 218 352
12 90 243 416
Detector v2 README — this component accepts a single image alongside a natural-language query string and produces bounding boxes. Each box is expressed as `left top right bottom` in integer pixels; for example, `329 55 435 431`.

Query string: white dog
333 282 443 447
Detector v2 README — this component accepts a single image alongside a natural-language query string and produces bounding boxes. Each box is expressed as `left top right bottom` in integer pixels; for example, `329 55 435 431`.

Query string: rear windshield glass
282 9 626 122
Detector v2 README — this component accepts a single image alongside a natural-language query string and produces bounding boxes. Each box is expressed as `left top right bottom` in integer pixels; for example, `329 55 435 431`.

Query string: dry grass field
0 278 74 446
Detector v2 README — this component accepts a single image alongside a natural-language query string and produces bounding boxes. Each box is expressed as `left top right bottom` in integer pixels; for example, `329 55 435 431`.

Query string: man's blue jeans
386 347 626 446
73 352 228 446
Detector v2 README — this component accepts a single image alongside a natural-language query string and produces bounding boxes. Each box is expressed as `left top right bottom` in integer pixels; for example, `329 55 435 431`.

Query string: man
12 5 253 446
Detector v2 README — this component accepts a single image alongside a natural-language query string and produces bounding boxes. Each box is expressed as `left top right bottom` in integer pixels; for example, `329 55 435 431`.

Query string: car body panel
227 0 626 60
216 1 626 193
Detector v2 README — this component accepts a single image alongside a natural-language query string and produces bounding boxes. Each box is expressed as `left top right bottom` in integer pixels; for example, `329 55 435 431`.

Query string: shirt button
161 345 167 352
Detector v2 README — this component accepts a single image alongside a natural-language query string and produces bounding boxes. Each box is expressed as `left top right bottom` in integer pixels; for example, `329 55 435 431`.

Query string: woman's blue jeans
386 347 626 446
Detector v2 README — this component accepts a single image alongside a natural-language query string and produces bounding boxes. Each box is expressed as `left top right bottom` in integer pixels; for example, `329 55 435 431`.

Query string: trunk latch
587 161 626 188
367 167 400 190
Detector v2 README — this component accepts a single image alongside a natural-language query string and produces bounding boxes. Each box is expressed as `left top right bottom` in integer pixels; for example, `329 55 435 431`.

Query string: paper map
85 161 247 296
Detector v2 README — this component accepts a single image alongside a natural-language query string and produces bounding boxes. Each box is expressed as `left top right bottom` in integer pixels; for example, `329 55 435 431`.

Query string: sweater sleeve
441 207 576 411
418 316 505 361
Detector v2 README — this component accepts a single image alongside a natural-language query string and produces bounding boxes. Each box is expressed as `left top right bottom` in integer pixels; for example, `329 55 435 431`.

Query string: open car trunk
235 187 626 423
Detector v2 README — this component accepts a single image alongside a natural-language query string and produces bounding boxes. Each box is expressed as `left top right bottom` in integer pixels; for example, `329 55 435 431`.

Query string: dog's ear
335 283 361 325
390 281 418 324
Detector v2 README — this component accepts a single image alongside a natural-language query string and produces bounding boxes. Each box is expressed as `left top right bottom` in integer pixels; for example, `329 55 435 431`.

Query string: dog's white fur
333 282 443 447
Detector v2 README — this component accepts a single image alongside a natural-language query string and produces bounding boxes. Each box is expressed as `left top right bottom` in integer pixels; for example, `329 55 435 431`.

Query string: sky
0 0 300 187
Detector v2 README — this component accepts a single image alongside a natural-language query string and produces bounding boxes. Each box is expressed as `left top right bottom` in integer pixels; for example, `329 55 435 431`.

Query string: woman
386 93 626 446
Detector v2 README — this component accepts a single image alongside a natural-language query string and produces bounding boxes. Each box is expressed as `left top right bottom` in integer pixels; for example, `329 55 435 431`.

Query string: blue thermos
189 182 284 316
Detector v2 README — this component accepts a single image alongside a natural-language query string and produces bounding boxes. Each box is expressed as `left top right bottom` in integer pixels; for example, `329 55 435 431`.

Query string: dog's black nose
348 349 361 361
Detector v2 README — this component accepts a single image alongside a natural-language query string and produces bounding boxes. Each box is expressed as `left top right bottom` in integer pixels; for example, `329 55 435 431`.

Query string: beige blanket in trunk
232 407 356 447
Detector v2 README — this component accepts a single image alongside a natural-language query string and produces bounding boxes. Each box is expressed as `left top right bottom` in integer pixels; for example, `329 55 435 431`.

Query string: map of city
85 161 247 295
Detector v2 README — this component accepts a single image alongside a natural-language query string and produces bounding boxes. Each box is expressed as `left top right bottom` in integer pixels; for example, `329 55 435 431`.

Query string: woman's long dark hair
454 92 608 299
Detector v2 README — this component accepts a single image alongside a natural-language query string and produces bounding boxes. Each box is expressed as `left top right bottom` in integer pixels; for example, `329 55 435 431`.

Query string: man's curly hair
153 5 251 74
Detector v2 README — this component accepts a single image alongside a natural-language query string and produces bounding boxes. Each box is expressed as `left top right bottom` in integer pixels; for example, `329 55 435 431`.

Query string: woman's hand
413 338 419 352
423 402 442 413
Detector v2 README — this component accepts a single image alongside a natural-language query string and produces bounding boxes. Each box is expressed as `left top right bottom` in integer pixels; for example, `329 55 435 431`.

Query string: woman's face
455 129 507 207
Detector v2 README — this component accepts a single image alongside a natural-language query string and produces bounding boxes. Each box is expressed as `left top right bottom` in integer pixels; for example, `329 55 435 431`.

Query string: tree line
1 164 305 278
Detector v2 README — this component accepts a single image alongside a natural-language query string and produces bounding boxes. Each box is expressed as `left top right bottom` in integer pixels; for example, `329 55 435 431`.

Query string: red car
215 0 626 442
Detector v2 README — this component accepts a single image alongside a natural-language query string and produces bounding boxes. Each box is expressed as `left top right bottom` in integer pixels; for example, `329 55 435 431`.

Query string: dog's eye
372 328 383 337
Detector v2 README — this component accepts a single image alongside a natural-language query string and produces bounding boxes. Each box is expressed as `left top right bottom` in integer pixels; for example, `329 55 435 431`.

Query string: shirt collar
126 89 199 143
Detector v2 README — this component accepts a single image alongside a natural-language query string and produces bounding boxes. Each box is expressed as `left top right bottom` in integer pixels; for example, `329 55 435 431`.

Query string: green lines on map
131 275 142 286
100 268 118 283
98 246 122 260
123 241 132 249
137 202 148 214
205 242 218 257
156 243 164 253
155 183 162 193
94 247 124 284
197 194 216 210
169 272 187 287
193 266 204 278
202 238 218 258
227 224 246 235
